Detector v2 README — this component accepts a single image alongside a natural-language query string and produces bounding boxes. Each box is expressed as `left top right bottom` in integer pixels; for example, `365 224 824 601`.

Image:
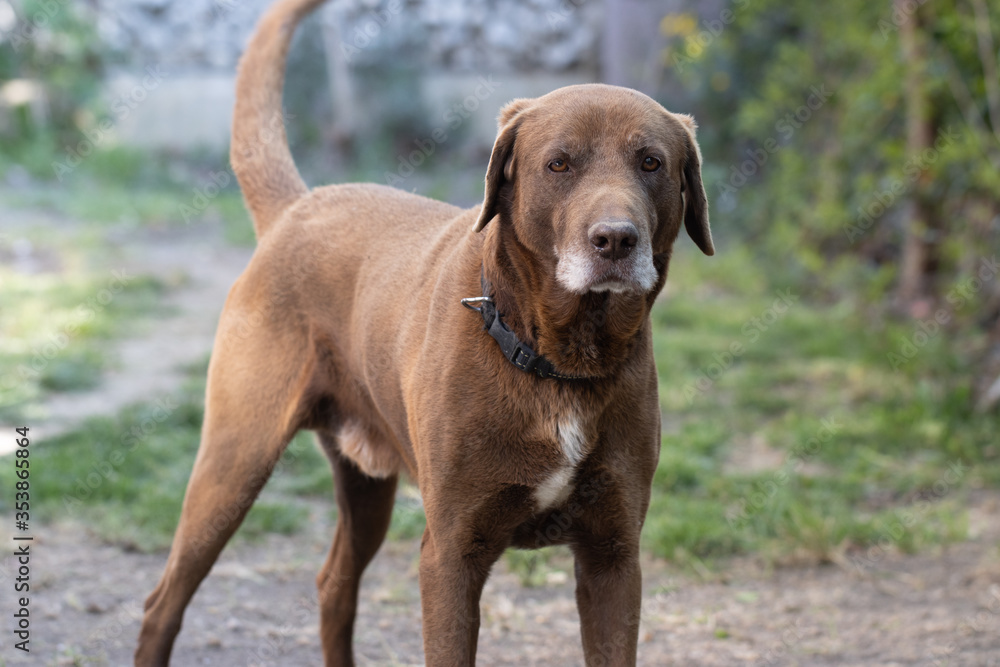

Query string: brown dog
135 0 714 664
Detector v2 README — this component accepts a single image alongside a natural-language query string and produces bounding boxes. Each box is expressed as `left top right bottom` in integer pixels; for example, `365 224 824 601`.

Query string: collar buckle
460 296 493 313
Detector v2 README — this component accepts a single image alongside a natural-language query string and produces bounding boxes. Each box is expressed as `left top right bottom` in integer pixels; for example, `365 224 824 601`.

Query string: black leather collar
462 272 586 380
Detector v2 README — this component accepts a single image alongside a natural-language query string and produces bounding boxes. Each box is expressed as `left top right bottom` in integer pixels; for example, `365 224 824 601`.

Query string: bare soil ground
2 512 1000 666
3 220 1000 666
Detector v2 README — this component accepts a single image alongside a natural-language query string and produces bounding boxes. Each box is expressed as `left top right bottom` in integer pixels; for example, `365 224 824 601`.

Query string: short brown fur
135 0 714 664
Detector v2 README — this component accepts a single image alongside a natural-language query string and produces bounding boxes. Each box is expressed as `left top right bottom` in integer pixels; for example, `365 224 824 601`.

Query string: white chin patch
554 244 657 294
590 280 632 293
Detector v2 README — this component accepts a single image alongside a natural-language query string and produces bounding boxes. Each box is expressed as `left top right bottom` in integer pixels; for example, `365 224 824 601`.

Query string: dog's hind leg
135 321 312 666
314 433 397 666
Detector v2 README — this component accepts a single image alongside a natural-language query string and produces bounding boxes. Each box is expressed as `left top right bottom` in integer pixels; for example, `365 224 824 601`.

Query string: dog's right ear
474 98 533 232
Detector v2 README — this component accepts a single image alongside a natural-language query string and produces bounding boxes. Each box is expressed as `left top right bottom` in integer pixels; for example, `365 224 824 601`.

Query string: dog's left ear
675 113 715 256
474 98 533 232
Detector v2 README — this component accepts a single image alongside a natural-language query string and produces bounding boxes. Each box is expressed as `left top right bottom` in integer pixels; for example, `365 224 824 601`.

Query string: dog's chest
533 411 590 511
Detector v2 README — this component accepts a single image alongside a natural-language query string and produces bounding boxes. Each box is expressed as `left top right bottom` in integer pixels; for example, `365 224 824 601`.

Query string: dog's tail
231 0 327 238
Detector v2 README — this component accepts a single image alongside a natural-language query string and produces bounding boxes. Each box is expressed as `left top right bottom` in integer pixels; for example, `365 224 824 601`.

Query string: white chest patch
557 414 587 466
534 414 588 511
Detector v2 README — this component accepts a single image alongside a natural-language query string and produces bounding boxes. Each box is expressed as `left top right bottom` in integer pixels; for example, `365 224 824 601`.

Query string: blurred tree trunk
602 0 712 95
966 0 1000 412
320 5 358 155
895 0 941 313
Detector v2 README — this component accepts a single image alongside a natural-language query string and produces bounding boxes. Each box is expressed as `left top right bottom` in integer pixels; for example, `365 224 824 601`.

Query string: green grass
0 263 166 420
0 364 334 551
388 485 427 541
2 143 252 239
502 545 579 588
641 246 997 569
2 175 249 240
0 141 485 248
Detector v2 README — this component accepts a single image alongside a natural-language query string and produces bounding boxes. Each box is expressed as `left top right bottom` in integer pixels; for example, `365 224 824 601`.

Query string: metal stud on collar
460 296 493 312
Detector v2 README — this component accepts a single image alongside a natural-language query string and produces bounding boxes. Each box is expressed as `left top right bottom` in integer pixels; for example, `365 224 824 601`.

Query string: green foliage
661 0 1000 297
504 549 557 588
388 488 427 541
0 1 115 166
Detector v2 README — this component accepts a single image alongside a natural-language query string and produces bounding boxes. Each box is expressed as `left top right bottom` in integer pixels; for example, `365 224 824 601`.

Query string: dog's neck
481 222 653 379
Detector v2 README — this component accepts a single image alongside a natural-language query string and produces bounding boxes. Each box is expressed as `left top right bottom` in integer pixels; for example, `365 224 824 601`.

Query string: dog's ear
474 98 533 232
675 113 714 256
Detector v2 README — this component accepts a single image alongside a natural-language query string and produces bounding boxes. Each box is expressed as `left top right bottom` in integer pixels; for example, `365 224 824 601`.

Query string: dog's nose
588 220 638 261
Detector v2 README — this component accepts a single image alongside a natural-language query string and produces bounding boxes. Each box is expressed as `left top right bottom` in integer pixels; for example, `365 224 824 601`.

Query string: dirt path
20 219 253 441
1 502 999 666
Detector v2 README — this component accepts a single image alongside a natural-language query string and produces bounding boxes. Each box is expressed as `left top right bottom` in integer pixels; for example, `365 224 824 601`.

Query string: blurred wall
94 0 605 150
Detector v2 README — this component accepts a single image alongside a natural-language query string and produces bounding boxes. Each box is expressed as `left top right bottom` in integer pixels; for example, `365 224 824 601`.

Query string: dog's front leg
417 477 536 667
418 522 502 666
572 528 643 666
573 541 642 665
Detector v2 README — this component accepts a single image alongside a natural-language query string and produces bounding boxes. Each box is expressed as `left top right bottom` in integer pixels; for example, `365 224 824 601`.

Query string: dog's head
475 84 713 296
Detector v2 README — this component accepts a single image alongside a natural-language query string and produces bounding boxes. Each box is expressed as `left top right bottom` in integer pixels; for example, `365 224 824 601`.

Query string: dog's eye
548 159 569 173
641 156 661 172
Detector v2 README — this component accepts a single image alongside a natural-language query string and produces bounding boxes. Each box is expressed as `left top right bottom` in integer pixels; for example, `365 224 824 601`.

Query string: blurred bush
661 0 1000 409
0 0 119 176
666 0 999 292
